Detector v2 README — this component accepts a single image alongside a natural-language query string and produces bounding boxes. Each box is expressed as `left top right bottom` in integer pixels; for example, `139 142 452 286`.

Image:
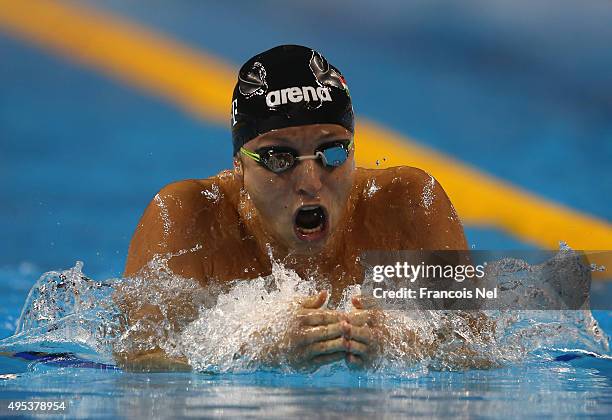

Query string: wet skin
119 123 468 371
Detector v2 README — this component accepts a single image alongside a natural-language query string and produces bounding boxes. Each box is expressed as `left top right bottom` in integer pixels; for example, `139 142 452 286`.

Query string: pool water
1 263 612 418
1 359 612 418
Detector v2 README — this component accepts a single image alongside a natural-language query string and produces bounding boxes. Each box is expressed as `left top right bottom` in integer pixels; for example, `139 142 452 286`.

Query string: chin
292 228 333 254
291 241 327 256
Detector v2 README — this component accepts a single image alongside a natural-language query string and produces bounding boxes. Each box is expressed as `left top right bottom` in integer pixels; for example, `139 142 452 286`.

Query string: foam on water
0 248 609 375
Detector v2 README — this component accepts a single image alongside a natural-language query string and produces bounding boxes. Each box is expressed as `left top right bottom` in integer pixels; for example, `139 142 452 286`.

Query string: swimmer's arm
118 181 223 372
348 298 496 369
115 348 191 373
377 321 496 370
112 291 197 372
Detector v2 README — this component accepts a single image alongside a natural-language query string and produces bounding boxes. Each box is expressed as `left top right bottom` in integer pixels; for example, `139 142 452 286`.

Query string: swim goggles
240 139 354 173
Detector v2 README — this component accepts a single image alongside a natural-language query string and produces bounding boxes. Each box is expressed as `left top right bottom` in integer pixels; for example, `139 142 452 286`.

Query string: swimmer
116 45 468 372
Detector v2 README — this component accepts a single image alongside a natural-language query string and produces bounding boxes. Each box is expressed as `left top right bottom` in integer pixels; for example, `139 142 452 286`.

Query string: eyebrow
258 131 349 148
318 131 345 140
272 130 346 141
257 137 293 148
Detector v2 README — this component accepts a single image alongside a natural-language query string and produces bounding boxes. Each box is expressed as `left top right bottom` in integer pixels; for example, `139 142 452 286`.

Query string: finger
300 323 343 345
346 311 369 326
301 290 328 309
345 324 372 345
306 337 346 358
352 295 364 310
346 353 364 368
311 351 345 367
345 339 369 357
297 310 340 326
352 295 378 310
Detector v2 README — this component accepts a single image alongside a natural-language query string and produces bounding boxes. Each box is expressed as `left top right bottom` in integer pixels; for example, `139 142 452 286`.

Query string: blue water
2 0 612 417
2 361 612 418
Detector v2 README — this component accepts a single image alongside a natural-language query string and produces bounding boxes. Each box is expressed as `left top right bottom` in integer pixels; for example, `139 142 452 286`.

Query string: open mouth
293 205 328 242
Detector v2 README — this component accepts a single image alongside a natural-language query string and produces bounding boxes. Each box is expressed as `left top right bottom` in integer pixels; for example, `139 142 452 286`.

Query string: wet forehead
247 124 351 149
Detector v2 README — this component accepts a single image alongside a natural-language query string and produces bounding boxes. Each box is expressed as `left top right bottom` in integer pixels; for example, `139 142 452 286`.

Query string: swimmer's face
238 124 355 254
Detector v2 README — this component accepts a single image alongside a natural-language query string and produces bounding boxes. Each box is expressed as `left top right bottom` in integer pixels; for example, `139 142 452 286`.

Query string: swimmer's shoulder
152 170 244 221
124 171 244 278
355 166 439 202
151 170 247 244
353 166 467 249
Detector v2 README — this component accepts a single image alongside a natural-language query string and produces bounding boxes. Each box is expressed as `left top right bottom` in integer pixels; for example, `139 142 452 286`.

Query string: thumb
301 290 328 309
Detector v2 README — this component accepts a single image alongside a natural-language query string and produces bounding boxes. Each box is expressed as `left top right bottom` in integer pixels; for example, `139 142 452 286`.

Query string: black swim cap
231 45 354 155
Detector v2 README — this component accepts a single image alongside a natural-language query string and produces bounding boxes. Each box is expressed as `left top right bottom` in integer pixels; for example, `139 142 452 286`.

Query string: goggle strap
240 147 261 162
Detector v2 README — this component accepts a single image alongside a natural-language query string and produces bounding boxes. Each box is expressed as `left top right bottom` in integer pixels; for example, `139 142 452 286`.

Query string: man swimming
117 45 468 372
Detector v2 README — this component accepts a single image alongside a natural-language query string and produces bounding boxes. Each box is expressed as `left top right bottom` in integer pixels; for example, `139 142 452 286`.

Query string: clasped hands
282 290 386 371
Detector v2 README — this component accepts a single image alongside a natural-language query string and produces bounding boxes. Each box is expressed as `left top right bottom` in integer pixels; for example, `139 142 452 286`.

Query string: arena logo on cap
265 86 332 107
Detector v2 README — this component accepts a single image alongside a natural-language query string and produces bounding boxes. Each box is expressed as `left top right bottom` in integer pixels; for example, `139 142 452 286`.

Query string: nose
293 158 323 198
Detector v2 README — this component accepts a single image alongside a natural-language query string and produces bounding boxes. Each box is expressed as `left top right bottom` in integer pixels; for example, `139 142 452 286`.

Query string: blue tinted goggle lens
321 145 348 167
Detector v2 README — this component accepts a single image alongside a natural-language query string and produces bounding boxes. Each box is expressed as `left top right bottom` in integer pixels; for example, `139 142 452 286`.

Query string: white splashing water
421 174 436 210
1 248 609 374
364 179 381 198
181 261 318 373
153 194 172 238
201 183 221 202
